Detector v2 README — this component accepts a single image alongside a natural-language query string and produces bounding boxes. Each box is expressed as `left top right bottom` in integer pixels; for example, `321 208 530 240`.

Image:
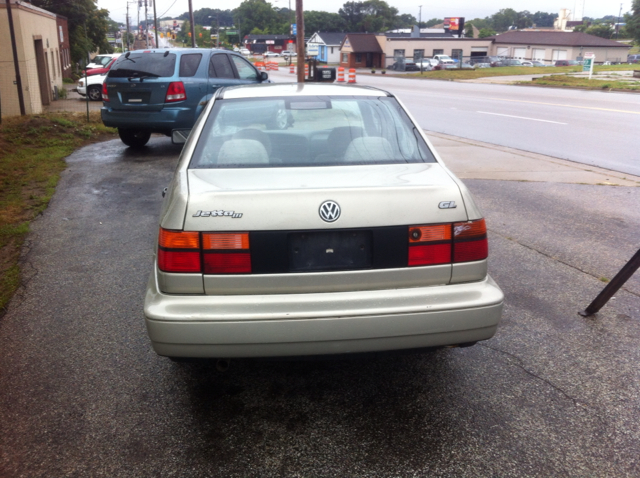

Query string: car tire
118 128 151 148
87 85 102 101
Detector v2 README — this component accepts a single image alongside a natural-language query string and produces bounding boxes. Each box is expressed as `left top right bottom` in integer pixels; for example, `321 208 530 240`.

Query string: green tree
31 0 111 65
490 8 518 32
478 28 496 38
234 0 282 35
338 0 399 32
585 23 614 39
424 18 443 28
625 0 640 44
464 22 475 38
304 11 347 33
532 11 557 27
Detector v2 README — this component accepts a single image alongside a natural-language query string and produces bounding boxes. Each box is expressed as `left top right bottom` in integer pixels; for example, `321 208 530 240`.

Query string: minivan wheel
87 85 102 101
118 128 151 148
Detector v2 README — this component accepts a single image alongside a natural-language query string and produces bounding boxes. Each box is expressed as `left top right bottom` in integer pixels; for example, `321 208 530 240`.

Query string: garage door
552 50 567 60
497 47 509 57
532 49 545 60
513 48 526 59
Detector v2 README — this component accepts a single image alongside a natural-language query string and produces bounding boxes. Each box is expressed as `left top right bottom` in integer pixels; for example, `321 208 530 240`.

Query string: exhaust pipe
216 359 231 372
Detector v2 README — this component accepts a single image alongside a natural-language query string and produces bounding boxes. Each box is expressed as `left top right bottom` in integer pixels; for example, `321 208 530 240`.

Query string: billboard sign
444 17 465 37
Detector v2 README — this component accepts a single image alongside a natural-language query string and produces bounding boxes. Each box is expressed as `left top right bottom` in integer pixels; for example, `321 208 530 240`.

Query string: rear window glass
209 54 235 79
179 53 203 77
190 96 436 168
109 52 176 78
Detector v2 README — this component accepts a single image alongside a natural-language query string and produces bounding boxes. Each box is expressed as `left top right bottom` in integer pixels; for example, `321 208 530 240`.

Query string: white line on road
477 111 567 124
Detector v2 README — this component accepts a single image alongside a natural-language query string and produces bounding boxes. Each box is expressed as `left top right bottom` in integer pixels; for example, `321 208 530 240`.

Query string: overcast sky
99 0 628 26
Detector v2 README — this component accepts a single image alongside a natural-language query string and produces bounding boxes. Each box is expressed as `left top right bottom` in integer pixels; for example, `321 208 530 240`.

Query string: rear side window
109 53 177 78
179 53 203 77
209 54 235 79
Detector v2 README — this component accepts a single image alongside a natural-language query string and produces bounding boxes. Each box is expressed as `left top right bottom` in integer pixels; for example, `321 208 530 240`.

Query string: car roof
219 83 393 100
127 47 230 55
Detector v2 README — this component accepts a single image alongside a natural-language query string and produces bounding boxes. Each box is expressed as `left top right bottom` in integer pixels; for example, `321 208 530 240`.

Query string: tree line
23 0 640 72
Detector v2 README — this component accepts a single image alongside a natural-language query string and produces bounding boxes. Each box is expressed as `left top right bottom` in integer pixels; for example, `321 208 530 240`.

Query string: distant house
307 32 347 63
489 31 630 63
339 33 384 69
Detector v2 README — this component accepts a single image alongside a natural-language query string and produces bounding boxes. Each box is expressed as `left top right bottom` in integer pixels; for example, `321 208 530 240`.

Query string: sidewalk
426 131 640 186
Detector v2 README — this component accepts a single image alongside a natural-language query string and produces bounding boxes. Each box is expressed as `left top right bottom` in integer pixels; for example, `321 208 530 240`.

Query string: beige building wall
382 38 493 67
0 0 62 118
490 44 629 63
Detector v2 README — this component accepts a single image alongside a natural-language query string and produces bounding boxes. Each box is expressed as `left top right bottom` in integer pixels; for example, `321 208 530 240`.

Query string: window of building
331 47 334 54
355 53 362 63
393 49 405 58
342 53 348 63
451 49 463 60
433 49 444 56
413 49 425 60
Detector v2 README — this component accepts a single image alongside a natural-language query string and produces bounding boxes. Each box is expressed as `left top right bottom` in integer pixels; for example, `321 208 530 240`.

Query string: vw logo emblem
319 200 341 222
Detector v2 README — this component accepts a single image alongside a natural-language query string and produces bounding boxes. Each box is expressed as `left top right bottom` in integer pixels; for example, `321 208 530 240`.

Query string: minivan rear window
179 54 202 77
109 52 177 78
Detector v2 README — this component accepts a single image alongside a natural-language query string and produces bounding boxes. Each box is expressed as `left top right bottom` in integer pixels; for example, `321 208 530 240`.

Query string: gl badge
439 201 457 209
319 200 340 222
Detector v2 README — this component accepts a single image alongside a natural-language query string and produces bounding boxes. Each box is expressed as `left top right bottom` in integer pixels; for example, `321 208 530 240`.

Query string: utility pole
296 0 304 82
153 0 158 48
188 0 196 47
616 3 622 40
419 5 422 26
144 0 149 48
6 0 25 115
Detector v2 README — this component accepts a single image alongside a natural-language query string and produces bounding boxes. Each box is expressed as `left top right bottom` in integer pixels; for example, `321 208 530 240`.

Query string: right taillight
408 219 488 266
453 219 488 263
165 81 186 103
102 82 109 102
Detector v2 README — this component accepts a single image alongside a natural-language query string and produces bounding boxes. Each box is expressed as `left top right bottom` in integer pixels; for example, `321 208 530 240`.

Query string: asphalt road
1 135 638 477
269 69 640 176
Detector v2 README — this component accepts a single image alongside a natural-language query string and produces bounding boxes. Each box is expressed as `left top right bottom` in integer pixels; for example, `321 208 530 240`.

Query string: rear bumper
101 106 195 133
144 269 504 358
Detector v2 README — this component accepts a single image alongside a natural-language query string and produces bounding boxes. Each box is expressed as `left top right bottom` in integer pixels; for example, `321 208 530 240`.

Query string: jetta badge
319 200 340 222
439 201 457 209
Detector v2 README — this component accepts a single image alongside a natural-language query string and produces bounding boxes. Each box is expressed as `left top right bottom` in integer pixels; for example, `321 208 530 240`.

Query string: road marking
484 97 640 115
477 111 567 124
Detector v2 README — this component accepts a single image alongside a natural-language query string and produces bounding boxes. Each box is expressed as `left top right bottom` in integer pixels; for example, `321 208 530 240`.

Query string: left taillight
165 81 186 103
102 82 109 102
157 229 251 274
158 229 201 273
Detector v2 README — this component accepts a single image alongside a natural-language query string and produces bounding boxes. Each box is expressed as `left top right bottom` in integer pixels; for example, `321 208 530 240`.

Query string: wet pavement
0 134 639 477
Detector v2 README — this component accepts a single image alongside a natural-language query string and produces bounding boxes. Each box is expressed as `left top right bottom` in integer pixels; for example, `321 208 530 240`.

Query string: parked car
628 54 640 63
144 83 504 361
239 48 251 56
77 73 107 101
263 51 280 58
82 56 118 77
470 56 504 67
554 60 582 66
415 58 438 70
521 60 547 67
281 50 294 57
433 54 455 64
492 59 524 67
390 60 420 71
85 53 120 70
101 48 270 147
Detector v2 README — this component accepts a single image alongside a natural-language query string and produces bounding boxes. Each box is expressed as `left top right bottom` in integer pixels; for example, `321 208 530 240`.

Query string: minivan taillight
165 82 186 103
102 82 109 102
408 219 488 267
157 229 251 274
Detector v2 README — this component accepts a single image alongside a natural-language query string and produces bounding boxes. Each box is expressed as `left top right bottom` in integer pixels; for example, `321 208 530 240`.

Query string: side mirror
260 71 269 82
171 129 191 144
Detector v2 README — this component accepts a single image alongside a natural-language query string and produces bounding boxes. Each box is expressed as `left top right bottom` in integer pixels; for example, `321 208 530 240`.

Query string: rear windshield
190 95 436 168
109 52 176 78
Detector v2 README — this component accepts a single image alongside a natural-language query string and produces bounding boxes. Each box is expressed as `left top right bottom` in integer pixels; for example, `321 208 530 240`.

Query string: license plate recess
288 230 372 272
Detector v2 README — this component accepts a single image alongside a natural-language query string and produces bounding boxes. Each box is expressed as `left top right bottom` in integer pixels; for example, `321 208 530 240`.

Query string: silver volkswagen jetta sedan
144 83 503 360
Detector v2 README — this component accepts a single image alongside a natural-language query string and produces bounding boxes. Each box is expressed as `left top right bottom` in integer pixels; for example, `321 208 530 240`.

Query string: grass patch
0 111 117 313
527 75 640 91
404 63 638 80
